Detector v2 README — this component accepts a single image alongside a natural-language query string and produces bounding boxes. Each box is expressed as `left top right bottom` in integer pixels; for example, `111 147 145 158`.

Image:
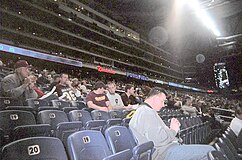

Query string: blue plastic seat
2 137 68 160
56 121 83 147
91 110 110 121
68 110 92 125
37 110 69 131
67 130 112 160
207 150 228 160
105 126 154 160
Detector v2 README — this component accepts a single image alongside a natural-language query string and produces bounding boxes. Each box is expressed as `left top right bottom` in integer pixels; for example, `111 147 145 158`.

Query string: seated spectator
48 74 60 91
55 73 78 101
106 81 131 110
78 79 88 96
36 69 50 87
71 78 82 101
121 84 139 108
181 96 198 116
129 87 214 160
86 81 112 112
1 60 38 105
230 105 242 136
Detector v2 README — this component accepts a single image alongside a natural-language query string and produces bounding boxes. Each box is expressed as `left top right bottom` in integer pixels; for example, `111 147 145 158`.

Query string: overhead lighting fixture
218 41 236 47
186 0 221 36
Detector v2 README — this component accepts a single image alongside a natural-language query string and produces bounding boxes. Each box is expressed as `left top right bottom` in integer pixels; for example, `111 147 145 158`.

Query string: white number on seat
28 145 40 156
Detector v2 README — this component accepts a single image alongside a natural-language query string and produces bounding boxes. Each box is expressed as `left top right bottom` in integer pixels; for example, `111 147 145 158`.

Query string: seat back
215 139 236 160
2 137 68 160
220 136 238 159
37 110 69 130
224 130 238 149
51 100 71 109
69 110 92 125
103 149 132 160
207 150 228 160
56 122 83 147
0 110 36 135
71 101 87 110
91 110 110 121
67 130 112 160
105 126 136 153
86 120 106 132
26 98 49 110
109 110 123 119
0 97 21 110
11 124 51 141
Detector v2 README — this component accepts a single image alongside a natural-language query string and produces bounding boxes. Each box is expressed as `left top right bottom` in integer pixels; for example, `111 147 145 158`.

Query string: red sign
97 66 116 74
207 90 214 93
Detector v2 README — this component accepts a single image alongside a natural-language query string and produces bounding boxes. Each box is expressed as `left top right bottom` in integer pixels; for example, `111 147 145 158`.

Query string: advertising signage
97 66 116 74
0 43 82 67
126 72 149 81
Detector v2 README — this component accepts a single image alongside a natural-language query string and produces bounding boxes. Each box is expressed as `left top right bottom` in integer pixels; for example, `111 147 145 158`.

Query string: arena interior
0 0 241 160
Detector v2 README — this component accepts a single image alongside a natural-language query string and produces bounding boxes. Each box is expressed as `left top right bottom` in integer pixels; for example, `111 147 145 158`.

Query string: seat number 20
28 145 40 156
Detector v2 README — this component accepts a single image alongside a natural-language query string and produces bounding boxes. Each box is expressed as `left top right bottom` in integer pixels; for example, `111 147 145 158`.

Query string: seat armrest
132 141 154 160
103 149 132 160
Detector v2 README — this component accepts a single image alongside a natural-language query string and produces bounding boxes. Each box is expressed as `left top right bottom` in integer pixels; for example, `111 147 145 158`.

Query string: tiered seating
213 128 242 160
2 137 68 160
67 130 136 160
0 110 51 147
105 126 154 160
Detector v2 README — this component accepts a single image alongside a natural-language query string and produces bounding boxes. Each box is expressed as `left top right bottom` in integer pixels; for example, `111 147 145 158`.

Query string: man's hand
170 118 180 133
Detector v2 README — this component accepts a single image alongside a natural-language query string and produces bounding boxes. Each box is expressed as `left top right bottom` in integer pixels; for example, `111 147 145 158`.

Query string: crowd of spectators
0 59 241 160
0 59 241 114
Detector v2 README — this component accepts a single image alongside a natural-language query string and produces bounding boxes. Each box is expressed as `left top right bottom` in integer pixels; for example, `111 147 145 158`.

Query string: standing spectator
129 87 214 160
1 60 38 105
230 105 242 136
86 81 112 112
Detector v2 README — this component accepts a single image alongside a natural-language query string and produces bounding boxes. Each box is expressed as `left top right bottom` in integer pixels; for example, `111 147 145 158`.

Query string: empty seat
91 110 110 121
103 149 132 160
37 110 69 131
26 98 49 110
105 126 154 160
10 124 51 141
68 110 92 125
56 121 83 147
86 120 106 133
2 137 68 160
38 106 60 111
0 110 36 136
215 138 237 160
207 150 229 160
67 130 112 160
71 101 87 110
51 100 71 109
63 107 78 114
106 118 122 128
109 110 123 119
0 97 21 110
0 128 4 148
5 106 34 113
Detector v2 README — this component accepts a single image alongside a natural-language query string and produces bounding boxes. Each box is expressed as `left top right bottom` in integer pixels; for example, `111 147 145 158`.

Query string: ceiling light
186 0 221 36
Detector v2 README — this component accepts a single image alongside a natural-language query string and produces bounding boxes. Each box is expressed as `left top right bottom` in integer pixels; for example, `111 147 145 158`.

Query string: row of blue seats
0 109 131 147
1 126 154 160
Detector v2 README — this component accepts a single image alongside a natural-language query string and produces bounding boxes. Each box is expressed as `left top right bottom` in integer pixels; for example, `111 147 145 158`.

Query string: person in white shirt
106 81 131 110
230 106 242 136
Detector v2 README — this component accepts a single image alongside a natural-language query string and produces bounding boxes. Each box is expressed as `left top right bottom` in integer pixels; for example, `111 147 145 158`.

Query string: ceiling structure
85 0 242 59
84 0 242 88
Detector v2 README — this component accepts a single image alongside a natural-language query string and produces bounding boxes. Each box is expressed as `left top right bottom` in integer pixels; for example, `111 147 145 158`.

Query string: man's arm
87 101 108 112
1 77 29 98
